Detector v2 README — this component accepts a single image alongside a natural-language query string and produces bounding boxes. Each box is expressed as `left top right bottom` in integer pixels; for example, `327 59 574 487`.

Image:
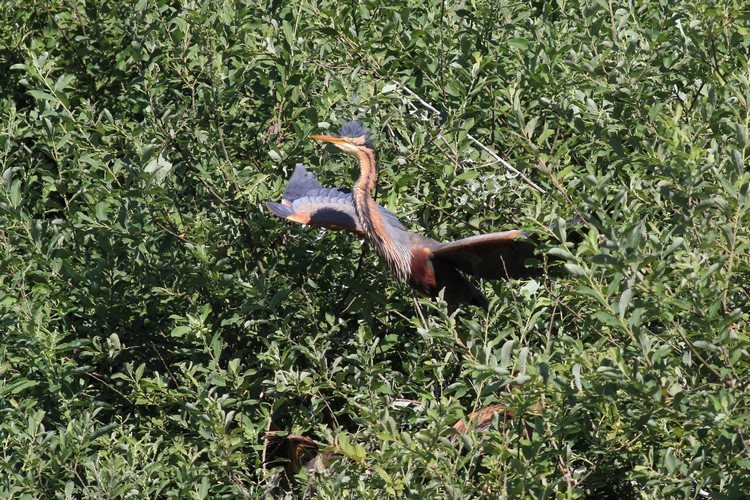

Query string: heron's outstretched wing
432 230 539 280
267 198 363 233
267 163 404 234
433 216 583 280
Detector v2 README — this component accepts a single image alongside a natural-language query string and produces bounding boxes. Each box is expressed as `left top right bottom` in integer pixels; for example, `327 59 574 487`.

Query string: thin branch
401 85 546 194
402 85 440 114
466 133 546 194
674 322 732 388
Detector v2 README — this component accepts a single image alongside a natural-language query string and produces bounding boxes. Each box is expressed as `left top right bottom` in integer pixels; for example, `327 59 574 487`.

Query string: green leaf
171 325 192 337
86 422 119 442
618 288 633 318
5 379 40 394
564 263 584 276
499 339 515 369
508 38 529 50
144 154 173 183
453 170 479 182
337 433 366 463
27 89 57 101
594 311 621 327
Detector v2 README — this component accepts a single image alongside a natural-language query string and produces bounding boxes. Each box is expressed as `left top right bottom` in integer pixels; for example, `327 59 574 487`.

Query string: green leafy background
1 1 748 497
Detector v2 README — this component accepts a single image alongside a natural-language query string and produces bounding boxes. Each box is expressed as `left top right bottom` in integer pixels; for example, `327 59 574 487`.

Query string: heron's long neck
351 149 411 279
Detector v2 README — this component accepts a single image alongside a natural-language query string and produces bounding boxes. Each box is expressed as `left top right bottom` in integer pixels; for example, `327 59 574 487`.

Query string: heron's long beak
310 134 345 145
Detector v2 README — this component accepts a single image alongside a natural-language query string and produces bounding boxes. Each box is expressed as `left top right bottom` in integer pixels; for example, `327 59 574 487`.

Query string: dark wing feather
432 230 538 280
267 163 404 234
281 163 325 201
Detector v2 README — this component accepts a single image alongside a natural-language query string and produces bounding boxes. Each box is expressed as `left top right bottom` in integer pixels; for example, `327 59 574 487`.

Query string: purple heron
268 121 576 310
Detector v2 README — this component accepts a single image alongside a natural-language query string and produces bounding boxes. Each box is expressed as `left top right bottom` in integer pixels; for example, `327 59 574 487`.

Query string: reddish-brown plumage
407 246 437 296
287 212 311 225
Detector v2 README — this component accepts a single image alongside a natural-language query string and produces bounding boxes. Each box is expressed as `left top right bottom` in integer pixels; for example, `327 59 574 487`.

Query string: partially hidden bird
267 120 574 310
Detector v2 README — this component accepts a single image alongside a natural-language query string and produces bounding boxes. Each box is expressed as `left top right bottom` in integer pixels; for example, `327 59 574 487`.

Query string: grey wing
267 164 404 234
432 230 539 280
267 189 364 233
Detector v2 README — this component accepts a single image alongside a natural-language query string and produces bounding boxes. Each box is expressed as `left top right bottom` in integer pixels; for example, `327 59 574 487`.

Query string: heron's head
311 120 374 157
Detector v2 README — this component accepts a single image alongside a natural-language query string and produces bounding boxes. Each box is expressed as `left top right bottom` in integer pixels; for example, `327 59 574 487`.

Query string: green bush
1 1 748 497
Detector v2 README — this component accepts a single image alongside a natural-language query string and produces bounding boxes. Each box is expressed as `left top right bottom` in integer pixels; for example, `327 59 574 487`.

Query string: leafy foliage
1 0 748 497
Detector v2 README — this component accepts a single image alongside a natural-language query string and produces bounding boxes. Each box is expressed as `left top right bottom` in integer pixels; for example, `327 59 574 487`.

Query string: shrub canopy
1 1 748 497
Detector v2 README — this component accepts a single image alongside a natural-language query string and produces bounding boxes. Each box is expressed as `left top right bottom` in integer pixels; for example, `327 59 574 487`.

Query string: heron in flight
268 120 572 310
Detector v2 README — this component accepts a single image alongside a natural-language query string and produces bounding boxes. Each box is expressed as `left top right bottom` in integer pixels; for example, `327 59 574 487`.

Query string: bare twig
466 133 546 194
402 85 441 114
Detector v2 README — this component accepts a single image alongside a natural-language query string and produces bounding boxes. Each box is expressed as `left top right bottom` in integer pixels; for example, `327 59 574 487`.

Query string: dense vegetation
1 1 748 497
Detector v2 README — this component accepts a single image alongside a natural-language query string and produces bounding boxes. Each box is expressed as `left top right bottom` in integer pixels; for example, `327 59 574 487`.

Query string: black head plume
340 120 374 149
